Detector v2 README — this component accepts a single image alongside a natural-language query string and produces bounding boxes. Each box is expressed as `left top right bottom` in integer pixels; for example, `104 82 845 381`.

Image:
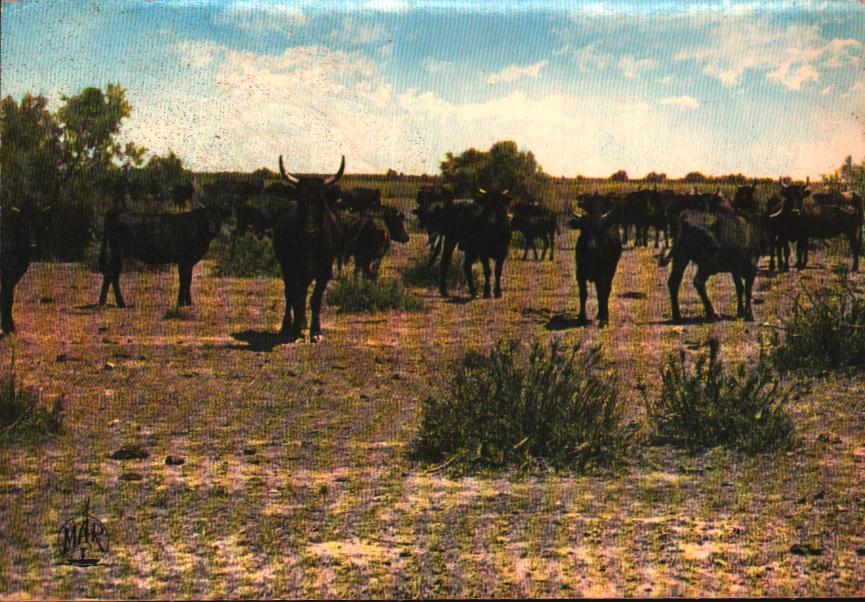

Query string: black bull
660 210 773 323
1 205 38 334
436 189 512 299
98 206 225 308
271 155 345 341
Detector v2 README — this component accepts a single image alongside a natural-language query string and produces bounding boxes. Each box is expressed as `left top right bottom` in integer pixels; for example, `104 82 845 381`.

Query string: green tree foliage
609 170 628 182
440 141 550 202
644 171 666 183
683 171 708 183
822 155 865 195
0 94 63 212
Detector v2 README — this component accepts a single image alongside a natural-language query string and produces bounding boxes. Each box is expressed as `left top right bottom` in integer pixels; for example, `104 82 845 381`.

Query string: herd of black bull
1 159 863 338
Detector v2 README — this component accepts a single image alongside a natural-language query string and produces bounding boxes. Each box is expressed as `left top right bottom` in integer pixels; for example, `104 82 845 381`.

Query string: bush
1 375 63 443
415 339 630 471
327 275 422 314
209 232 281 278
647 339 796 453
401 252 481 290
772 267 865 374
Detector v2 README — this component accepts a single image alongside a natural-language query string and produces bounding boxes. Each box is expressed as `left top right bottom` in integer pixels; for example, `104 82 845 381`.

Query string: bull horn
10 206 21 213
324 155 345 187
601 210 612 220
278 155 300 185
768 206 783 219
501 189 509 196
478 188 487 195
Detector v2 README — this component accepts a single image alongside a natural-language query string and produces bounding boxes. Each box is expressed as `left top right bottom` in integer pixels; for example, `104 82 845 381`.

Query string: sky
2 0 863 178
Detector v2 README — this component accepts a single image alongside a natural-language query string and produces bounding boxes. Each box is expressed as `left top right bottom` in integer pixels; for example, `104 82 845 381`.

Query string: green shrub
647 339 796 453
772 267 865 374
209 232 281 278
415 339 630 471
327 275 422 314
1 375 63 443
401 251 482 290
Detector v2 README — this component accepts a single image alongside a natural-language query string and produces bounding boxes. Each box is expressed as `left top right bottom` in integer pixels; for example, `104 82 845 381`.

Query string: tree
683 171 707 183
609 170 628 182
644 171 666 183
0 94 63 212
440 141 549 201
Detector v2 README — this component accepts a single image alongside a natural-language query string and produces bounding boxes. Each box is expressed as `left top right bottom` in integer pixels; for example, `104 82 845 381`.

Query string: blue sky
2 0 863 177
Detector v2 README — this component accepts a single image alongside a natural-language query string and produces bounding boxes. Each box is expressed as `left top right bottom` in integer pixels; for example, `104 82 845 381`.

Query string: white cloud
559 43 610 72
618 55 657 79
675 18 861 91
821 85 832 96
767 63 819 90
659 95 699 109
362 0 410 11
177 41 223 68
486 60 549 85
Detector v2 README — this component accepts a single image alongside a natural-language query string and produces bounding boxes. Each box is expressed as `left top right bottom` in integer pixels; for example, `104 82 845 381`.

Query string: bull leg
521 238 529 261
279 277 295 340
493 256 505 298
427 235 443 269
439 238 457 298
693 268 718 322
309 276 330 341
596 278 612 327
291 285 307 341
743 271 755 322
177 263 193 307
111 272 125 308
668 257 687 323
577 275 588 323
846 229 860 271
549 229 555 261
531 237 539 261
463 253 477 298
481 257 492 299
98 274 111 306
1 281 14 333
796 238 808 270
540 236 549 261
732 273 745 318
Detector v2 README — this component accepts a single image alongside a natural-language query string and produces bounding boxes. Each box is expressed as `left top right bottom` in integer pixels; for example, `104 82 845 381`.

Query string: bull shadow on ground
229 330 290 352
444 295 475 305
643 315 739 326
619 291 647 300
521 307 587 330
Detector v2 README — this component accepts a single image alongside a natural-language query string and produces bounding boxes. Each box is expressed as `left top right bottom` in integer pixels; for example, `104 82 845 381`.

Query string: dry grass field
2 227 865 598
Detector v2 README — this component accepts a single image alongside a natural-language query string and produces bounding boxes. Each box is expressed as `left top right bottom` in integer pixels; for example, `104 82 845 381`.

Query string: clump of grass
646 338 796 453
772 266 865 374
209 232 281 278
327 275 422 314
415 339 630 471
1 375 63 443
401 251 482 290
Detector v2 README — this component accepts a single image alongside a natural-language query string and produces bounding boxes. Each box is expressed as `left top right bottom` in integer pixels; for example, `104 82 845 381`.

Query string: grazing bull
793 192 862 271
659 209 772 323
336 206 410 279
329 187 382 215
437 188 512 299
1 205 42 334
97 205 226 308
511 201 558 260
569 208 622 327
413 184 454 264
272 155 344 341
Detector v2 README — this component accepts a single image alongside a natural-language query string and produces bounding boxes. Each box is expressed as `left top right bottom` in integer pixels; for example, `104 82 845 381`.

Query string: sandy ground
1 229 864 598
